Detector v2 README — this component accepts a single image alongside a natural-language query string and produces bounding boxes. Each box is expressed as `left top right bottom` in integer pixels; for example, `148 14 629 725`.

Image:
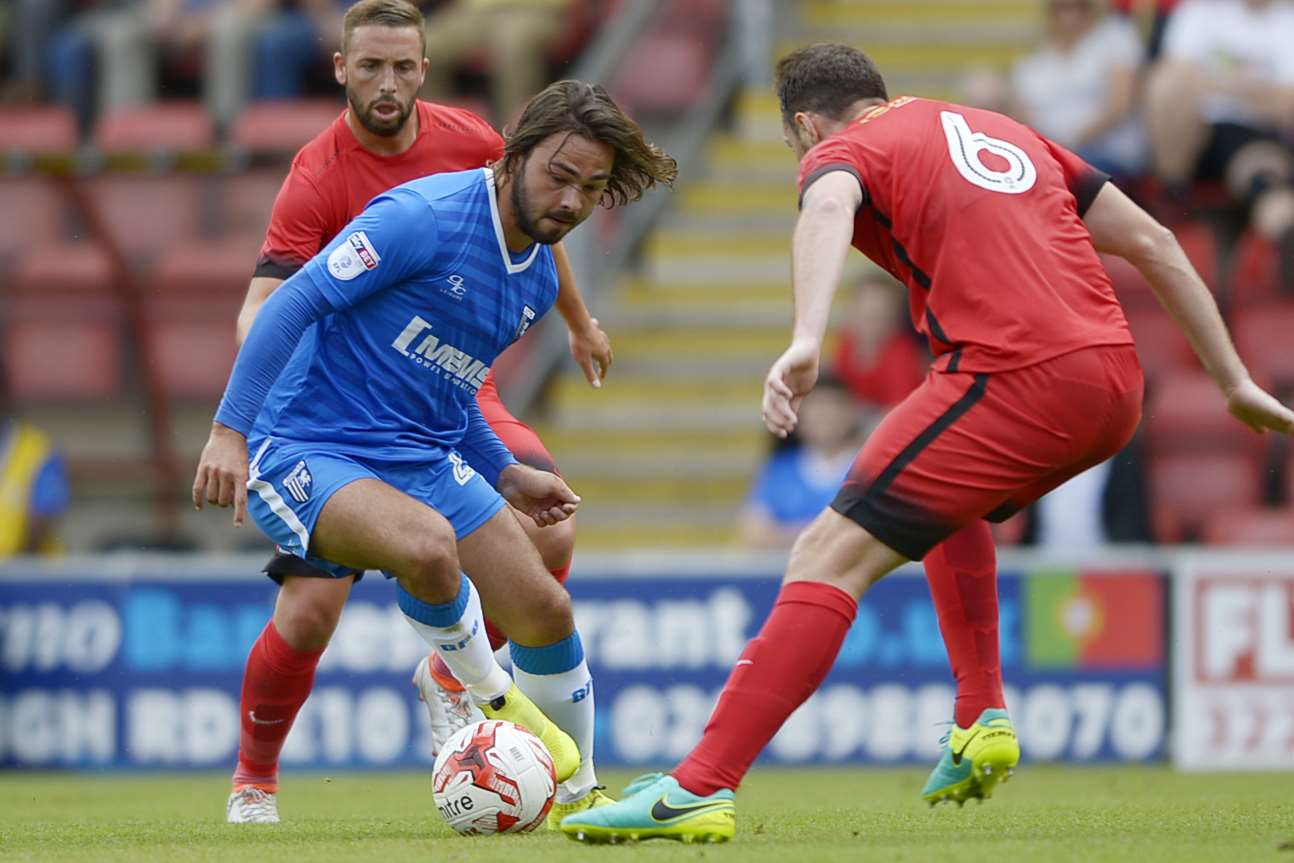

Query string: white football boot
412 653 483 755
226 785 279 824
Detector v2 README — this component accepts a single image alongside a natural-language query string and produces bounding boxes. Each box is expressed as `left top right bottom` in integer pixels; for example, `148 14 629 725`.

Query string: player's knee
400 522 461 601
515 580 574 643
529 516 575 572
274 585 345 650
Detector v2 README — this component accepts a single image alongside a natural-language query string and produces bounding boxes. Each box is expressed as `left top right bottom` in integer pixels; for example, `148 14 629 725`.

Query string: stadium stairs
534 1 1039 550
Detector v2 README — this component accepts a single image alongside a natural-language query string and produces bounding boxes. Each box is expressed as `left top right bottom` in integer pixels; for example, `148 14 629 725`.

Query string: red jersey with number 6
797 97 1133 373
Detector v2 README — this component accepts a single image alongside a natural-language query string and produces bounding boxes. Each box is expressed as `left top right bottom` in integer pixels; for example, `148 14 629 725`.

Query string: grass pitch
1 766 1290 862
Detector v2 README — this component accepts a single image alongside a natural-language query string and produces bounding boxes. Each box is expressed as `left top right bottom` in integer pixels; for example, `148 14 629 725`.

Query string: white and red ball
432 719 556 835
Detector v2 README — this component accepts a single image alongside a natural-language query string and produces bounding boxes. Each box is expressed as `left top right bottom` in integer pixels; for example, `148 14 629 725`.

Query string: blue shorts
245 437 507 579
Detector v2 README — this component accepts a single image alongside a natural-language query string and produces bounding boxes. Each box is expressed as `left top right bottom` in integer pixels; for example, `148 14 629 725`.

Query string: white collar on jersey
484 167 542 275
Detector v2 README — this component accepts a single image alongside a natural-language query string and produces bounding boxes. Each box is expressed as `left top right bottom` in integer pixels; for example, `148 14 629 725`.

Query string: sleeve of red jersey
1040 136 1111 218
797 137 866 209
254 167 332 280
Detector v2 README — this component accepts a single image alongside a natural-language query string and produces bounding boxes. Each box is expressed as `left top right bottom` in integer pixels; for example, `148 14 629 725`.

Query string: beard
347 87 414 138
510 165 575 246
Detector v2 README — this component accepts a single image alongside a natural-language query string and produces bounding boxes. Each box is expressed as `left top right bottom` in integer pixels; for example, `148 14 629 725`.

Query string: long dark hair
775 43 888 126
500 80 678 208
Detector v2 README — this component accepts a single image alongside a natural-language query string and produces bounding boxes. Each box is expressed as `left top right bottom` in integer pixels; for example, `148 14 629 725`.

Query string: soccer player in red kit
562 42 1294 844
226 0 612 825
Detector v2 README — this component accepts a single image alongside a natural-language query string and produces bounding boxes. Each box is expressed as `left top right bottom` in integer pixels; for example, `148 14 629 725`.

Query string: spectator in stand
421 0 574 121
831 270 926 408
1011 0 1149 180
1145 0 1294 284
738 376 874 550
0 365 70 558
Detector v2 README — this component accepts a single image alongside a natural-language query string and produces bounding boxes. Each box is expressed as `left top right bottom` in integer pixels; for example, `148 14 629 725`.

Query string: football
432 719 557 835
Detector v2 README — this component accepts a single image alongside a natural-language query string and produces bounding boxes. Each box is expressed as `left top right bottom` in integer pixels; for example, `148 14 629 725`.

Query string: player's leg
455 506 602 810
561 511 903 845
229 558 353 823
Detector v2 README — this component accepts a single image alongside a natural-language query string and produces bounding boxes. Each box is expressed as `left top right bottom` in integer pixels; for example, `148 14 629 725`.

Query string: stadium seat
0 177 68 263
1202 505 1294 546
84 175 205 261
1232 304 1294 388
93 102 215 153
0 105 78 153
142 235 260 398
1101 253 1158 311
610 33 711 115
1123 308 1197 384
220 170 284 238
1148 453 1262 542
230 100 343 155
1228 230 1282 310
5 244 124 400
1141 371 1267 460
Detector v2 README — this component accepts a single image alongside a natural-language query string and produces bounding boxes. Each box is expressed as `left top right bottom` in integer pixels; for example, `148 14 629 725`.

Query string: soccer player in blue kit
192 80 678 814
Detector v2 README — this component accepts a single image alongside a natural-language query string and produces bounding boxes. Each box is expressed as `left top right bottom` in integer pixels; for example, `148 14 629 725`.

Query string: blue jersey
215 168 558 485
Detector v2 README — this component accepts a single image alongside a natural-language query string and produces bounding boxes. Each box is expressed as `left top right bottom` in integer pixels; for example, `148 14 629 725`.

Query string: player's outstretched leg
562 510 903 843
921 708 1020 806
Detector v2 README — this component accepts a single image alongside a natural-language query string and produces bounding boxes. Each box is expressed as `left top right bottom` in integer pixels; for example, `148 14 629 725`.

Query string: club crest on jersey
327 231 381 281
283 460 312 503
515 305 537 340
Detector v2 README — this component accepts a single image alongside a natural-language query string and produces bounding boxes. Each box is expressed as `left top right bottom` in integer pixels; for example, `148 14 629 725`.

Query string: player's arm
763 170 863 438
1084 182 1294 434
460 400 579 527
551 241 612 387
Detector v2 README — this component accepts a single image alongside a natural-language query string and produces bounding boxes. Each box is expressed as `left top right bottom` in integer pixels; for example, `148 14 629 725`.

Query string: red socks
485 563 571 650
923 521 1004 728
232 621 324 790
673 580 857 796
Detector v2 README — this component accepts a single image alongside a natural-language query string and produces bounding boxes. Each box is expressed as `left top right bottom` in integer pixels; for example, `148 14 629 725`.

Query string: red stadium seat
1149 453 1262 541
0 177 68 262
1232 304 1294 387
1174 219 1218 291
610 33 711 115
84 175 205 261
5 244 124 400
142 235 260 398
1202 505 1294 546
0 106 78 152
93 102 215 152
1142 372 1267 460
221 170 285 238
1123 308 1197 384
1228 230 1281 310
231 100 343 155
1101 253 1159 311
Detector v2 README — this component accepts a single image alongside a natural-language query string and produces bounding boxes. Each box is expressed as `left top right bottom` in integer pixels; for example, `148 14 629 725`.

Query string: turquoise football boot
921 708 1020 806
560 773 735 844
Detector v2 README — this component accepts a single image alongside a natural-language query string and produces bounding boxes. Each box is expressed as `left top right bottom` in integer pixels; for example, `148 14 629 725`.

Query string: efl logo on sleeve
327 231 382 281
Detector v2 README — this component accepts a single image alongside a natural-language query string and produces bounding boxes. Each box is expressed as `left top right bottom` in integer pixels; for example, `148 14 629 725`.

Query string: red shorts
832 345 1143 560
476 371 560 474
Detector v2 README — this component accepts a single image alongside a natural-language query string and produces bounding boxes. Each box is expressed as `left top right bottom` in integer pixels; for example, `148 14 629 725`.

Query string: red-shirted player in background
562 42 1294 845
226 0 613 825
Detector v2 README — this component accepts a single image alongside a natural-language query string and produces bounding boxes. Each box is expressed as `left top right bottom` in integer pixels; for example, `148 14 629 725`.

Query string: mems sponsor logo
390 315 489 391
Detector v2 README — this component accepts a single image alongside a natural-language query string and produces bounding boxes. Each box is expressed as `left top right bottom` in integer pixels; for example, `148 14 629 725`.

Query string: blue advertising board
0 561 1166 770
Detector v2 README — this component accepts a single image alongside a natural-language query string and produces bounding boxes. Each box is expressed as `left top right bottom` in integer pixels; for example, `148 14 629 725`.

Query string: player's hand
192 423 250 527
497 464 581 527
569 317 612 388
1226 378 1294 435
762 339 821 438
